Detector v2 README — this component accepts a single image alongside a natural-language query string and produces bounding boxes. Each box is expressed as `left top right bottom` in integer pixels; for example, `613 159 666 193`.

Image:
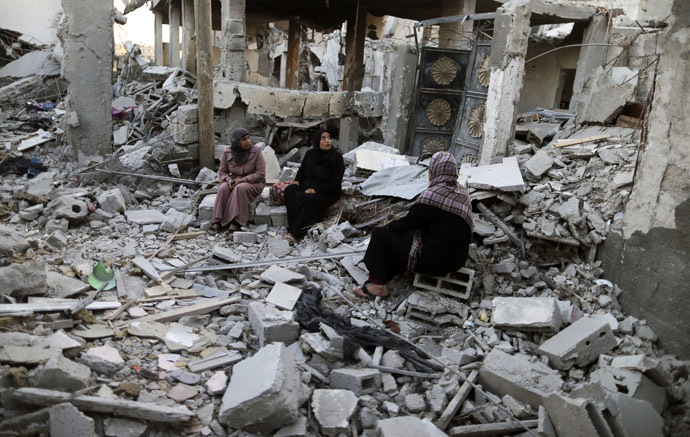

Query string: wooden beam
286 18 300 89
437 369 479 430
195 0 215 169
343 4 367 91
0 300 120 314
13 388 195 423
449 419 539 437
553 134 612 148
476 202 522 248
115 297 240 328
182 0 196 74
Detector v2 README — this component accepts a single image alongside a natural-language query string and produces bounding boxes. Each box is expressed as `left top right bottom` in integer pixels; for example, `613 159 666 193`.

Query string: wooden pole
343 1 367 91
286 18 300 89
195 0 215 169
182 0 196 74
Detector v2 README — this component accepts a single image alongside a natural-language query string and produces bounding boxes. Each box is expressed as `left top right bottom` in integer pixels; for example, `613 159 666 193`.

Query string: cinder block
492 297 561 332
219 343 302 433
413 267 474 300
329 368 381 395
198 194 216 222
247 302 299 347
271 206 288 227
478 349 563 408
406 291 469 328
590 365 666 413
233 231 257 245
537 317 616 370
254 203 272 225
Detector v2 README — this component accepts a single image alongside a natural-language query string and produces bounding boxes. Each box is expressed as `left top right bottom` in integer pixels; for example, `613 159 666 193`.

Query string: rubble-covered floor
1 97 690 437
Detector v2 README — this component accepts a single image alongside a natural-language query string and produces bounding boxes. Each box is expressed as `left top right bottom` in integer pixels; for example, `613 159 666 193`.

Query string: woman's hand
305 188 316 194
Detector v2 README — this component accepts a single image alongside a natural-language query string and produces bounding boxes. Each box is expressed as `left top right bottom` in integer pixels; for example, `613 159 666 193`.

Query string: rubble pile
0 112 688 437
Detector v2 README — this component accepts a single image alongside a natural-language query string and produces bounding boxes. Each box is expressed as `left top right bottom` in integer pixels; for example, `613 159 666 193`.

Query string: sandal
283 233 297 244
207 223 221 236
228 223 240 233
354 282 389 300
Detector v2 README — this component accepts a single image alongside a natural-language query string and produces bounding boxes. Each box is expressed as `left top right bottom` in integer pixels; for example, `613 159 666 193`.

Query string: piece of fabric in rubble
0 157 47 178
295 286 443 373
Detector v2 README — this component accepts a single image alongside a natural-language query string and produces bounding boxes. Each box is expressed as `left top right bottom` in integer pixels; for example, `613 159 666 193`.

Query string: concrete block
303 92 331 118
50 402 96 437
329 368 381 395
0 224 29 256
543 392 609 437
381 350 405 369
609 354 671 387
406 291 468 327
247 301 300 347
233 231 258 245
79 345 125 374
124 209 166 225
271 205 288 227
537 317 616 370
46 230 69 250
198 194 216 221
312 389 358 435
607 393 663 437
170 122 199 144
97 188 126 214
254 203 272 225
376 416 448 437
301 332 342 361
0 262 47 297
538 405 557 437
159 208 194 233
33 352 93 392
590 365 666 413
524 150 554 179
492 297 561 332
260 265 305 284
169 198 193 214
219 343 302 433
412 267 475 300
478 349 563 408
46 196 88 226
266 282 303 311
174 104 198 124
405 393 426 413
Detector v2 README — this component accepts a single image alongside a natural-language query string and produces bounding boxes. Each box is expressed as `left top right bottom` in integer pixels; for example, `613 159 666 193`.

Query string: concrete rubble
0 1 688 436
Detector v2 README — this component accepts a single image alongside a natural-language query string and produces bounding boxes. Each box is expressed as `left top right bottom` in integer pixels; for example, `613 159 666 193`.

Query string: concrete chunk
0 225 29 256
219 343 302 433
607 393 663 437
49 402 96 437
492 297 561 332
79 345 125 374
266 282 303 311
590 365 666 413
125 209 166 225
0 262 47 297
34 352 93 392
97 188 126 214
312 389 358 436
524 150 554 179
376 416 448 437
104 417 147 437
537 317 616 370
260 265 305 284
543 392 610 437
247 301 300 347
329 368 381 396
478 349 563 408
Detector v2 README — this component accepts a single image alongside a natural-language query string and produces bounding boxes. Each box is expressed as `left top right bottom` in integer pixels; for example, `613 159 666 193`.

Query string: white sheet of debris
359 165 428 200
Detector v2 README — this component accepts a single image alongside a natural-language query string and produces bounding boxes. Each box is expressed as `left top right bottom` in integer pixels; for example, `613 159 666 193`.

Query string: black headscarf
230 128 251 164
312 129 339 165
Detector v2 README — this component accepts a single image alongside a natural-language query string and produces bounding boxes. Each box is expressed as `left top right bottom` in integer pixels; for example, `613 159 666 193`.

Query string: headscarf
230 128 251 164
408 151 473 271
312 129 339 165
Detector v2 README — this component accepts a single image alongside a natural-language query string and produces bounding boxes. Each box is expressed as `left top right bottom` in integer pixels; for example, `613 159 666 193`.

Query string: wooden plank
115 297 240 328
476 203 521 248
553 134 611 148
449 419 538 437
13 387 195 423
437 369 479 430
286 18 300 89
0 300 120 314
195 0 214 169
172 231 206 241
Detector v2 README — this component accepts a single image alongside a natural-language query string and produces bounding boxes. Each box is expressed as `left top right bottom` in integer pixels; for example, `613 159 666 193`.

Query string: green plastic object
88 262 116 290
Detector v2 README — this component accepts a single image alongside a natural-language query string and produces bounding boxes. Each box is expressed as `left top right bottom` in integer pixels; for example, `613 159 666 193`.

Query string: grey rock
0 225 29 256
50 403 96 437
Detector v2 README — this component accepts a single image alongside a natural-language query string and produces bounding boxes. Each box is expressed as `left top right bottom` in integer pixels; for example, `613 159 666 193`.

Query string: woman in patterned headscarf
355 151 473 299
208 128 266 236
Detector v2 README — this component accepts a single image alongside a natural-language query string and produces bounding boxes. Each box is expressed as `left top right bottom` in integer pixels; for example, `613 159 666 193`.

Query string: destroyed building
0 0 689 436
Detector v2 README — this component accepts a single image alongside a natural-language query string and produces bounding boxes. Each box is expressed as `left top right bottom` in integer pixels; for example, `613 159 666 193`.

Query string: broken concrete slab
159 209 194 233
607 393 663 437
491 297 561 332
590 365 666 413
376 416 448 437
543 392 609 437
97 188 126 214
576 66 636 124
478 349 563 408
79 345 125 374
260 265 305 284
124 210 166 225
248 301 300 347
329 368 381 396
312 389 358 436
33 352 93 392
49 402 97 437
609 354 671 387
0 225 29 256
524 150 554 179
458 157 525 192
537 317 616 370
266 282 303 311
0 262 47 297
219 343 304 433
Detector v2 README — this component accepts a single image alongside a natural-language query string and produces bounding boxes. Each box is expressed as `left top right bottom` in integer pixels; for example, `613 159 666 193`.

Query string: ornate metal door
407 20 493 164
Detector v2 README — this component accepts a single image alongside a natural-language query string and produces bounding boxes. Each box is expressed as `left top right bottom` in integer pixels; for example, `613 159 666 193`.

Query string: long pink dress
212 144 266 227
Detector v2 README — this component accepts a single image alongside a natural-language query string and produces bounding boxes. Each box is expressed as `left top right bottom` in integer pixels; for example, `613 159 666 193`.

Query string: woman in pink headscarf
208 128 266 236
355 151 473 299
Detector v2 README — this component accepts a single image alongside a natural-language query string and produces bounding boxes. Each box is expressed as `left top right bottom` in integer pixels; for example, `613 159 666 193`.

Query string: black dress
284 147 345 237
363 203 472 283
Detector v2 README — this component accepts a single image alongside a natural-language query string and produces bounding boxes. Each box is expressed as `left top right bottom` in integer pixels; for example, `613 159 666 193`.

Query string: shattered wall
575 0 672 23
59 0 113 162
519 44 579 113
599 0 690 359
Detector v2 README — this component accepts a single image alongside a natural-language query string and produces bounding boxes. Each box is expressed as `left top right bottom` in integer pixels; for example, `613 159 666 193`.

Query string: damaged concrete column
568 12 608 111
59 0 113 162
195 0 215 169
218 0 246 81
154 10 164 65
169 1 181 68
182 0 196 74
480 0 531 165
439 0 476 50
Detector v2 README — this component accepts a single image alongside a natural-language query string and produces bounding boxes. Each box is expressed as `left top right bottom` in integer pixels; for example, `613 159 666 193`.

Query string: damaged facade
0 0 689 436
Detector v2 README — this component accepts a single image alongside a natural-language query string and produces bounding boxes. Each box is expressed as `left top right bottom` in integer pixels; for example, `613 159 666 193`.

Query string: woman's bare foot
228 222 240 232
284 233 297 244
354 282 389 299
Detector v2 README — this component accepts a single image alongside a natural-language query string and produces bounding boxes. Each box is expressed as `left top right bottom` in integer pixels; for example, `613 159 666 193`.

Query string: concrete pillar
479 0 531 165
218 0 246 81
59 0 113 162
154 10 164 65
182 0 196 74
439 0 476 50
195 0 215 169
286 18 300 89
383 45 418 152
169 2 181 68
568 12 608 112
